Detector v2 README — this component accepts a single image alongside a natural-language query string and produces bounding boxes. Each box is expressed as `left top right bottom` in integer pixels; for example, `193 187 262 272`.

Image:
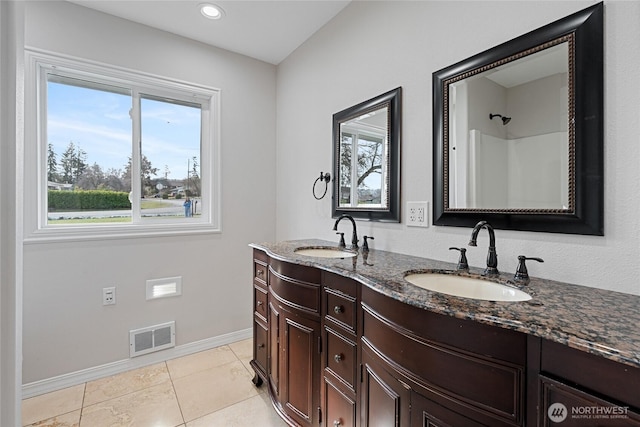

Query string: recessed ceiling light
200 3 224 20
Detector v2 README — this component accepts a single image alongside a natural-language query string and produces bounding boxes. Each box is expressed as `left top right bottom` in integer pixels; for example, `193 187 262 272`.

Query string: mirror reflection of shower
490 113 511 125
446 41 570 211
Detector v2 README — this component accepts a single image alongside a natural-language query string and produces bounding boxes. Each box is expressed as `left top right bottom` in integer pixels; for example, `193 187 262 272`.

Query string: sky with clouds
47 81 200 181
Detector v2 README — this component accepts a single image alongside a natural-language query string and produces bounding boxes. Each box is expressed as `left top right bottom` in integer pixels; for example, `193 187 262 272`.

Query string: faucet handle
449 247 469 270
336 232 346 248
363 236 374 252
514 255 544 284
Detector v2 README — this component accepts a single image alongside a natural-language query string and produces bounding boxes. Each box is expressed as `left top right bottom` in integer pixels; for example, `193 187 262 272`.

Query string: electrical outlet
103 287 116 305
407 202 429 227
409 206 417 223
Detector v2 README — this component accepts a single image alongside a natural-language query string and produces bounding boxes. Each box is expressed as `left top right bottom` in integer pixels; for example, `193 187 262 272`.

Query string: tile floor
22 339 288 427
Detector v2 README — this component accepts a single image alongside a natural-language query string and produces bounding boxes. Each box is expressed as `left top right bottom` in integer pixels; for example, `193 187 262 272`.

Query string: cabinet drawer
362 286 526 365
270 257 321 283
325 326 357 390
254 262 268 284
325 288 357 334
269 268 321 315
253 319 268 375
362 305 523 425
323 271 358 298
254 284 268 322
253 248 268 263
324 377 356 427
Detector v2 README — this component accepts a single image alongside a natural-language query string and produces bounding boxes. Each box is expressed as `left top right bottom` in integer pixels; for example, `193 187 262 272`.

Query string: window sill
24 222 221 244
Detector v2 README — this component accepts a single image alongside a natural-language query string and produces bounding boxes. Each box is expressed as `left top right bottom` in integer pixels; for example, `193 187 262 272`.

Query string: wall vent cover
129 321 175 358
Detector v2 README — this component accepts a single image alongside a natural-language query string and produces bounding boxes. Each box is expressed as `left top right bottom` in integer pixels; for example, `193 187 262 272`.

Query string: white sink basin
294 247 357 258
404 272 531 302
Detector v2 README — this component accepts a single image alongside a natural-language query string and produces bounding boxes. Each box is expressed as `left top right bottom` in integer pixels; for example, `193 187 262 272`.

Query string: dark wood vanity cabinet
251 249 640 427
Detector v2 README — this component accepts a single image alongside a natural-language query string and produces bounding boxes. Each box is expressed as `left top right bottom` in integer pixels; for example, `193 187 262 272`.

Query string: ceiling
67 0 351 65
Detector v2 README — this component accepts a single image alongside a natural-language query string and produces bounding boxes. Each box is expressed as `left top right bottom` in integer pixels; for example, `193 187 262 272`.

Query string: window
29 51 220 239
339 128 387 208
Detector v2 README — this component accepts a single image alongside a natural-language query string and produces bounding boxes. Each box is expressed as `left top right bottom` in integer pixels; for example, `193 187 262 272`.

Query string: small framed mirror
332 87 401 222
432 3 603 235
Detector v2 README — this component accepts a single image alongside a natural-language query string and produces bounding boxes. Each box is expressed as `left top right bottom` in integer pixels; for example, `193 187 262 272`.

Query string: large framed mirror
333 87 401 222
433 3 603 235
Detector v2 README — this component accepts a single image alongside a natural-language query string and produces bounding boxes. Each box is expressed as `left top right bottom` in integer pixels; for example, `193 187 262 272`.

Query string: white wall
276 0 640 296
507 73 568 138
1 1 24 423
467 77 507 139
508 132 568 208
13 0 640 395
472 132 509 208
21 1 277 383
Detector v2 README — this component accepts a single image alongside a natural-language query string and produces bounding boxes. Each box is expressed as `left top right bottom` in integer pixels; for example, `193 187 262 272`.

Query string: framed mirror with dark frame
432 3 603 235
332 87 401 222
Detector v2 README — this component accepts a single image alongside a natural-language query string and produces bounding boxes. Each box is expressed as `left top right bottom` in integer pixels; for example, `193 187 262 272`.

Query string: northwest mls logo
548 403 568 423
548 402 630 422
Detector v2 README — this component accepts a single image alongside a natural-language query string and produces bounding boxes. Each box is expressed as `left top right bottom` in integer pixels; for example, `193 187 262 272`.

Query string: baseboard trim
22 328 252 399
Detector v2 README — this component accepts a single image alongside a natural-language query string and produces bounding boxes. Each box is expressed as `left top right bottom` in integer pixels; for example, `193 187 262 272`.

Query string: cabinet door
268 300 280 398
361 346 410 427
540 375 640 426
282 308 321 427
411 391 488 427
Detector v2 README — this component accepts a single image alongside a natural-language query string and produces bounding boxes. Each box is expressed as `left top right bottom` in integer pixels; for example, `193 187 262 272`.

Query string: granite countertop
250 239 640 369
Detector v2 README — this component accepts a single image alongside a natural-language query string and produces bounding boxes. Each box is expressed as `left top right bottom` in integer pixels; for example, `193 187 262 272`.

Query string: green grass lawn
48 217 131 224
140 200 174 209
47 199 199 224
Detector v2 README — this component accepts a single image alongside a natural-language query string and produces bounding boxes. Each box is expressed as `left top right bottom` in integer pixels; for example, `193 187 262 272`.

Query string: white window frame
24 49 221 242
341 126 387 208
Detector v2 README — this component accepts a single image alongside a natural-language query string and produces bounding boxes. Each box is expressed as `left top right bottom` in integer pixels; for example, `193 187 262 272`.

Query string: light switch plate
407 202 429 227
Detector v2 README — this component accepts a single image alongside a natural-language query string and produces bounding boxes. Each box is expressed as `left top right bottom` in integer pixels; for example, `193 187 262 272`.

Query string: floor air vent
129 321 175 357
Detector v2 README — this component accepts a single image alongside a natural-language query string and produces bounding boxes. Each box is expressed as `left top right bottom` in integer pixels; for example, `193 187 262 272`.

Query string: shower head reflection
490 113 511 125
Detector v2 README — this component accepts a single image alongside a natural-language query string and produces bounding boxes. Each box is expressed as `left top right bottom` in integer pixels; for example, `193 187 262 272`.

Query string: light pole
186 158 193 215
186 158 190 195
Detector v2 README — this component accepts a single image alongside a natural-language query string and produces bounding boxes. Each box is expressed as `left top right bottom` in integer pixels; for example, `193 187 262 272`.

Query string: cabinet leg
252 372 263 387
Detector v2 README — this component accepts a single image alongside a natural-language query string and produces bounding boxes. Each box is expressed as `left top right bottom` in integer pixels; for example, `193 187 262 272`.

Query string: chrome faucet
333 214 358 249
468 220 498 276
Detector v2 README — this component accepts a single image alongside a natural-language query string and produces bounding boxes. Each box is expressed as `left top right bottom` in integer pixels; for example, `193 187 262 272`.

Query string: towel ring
313 172 331 200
